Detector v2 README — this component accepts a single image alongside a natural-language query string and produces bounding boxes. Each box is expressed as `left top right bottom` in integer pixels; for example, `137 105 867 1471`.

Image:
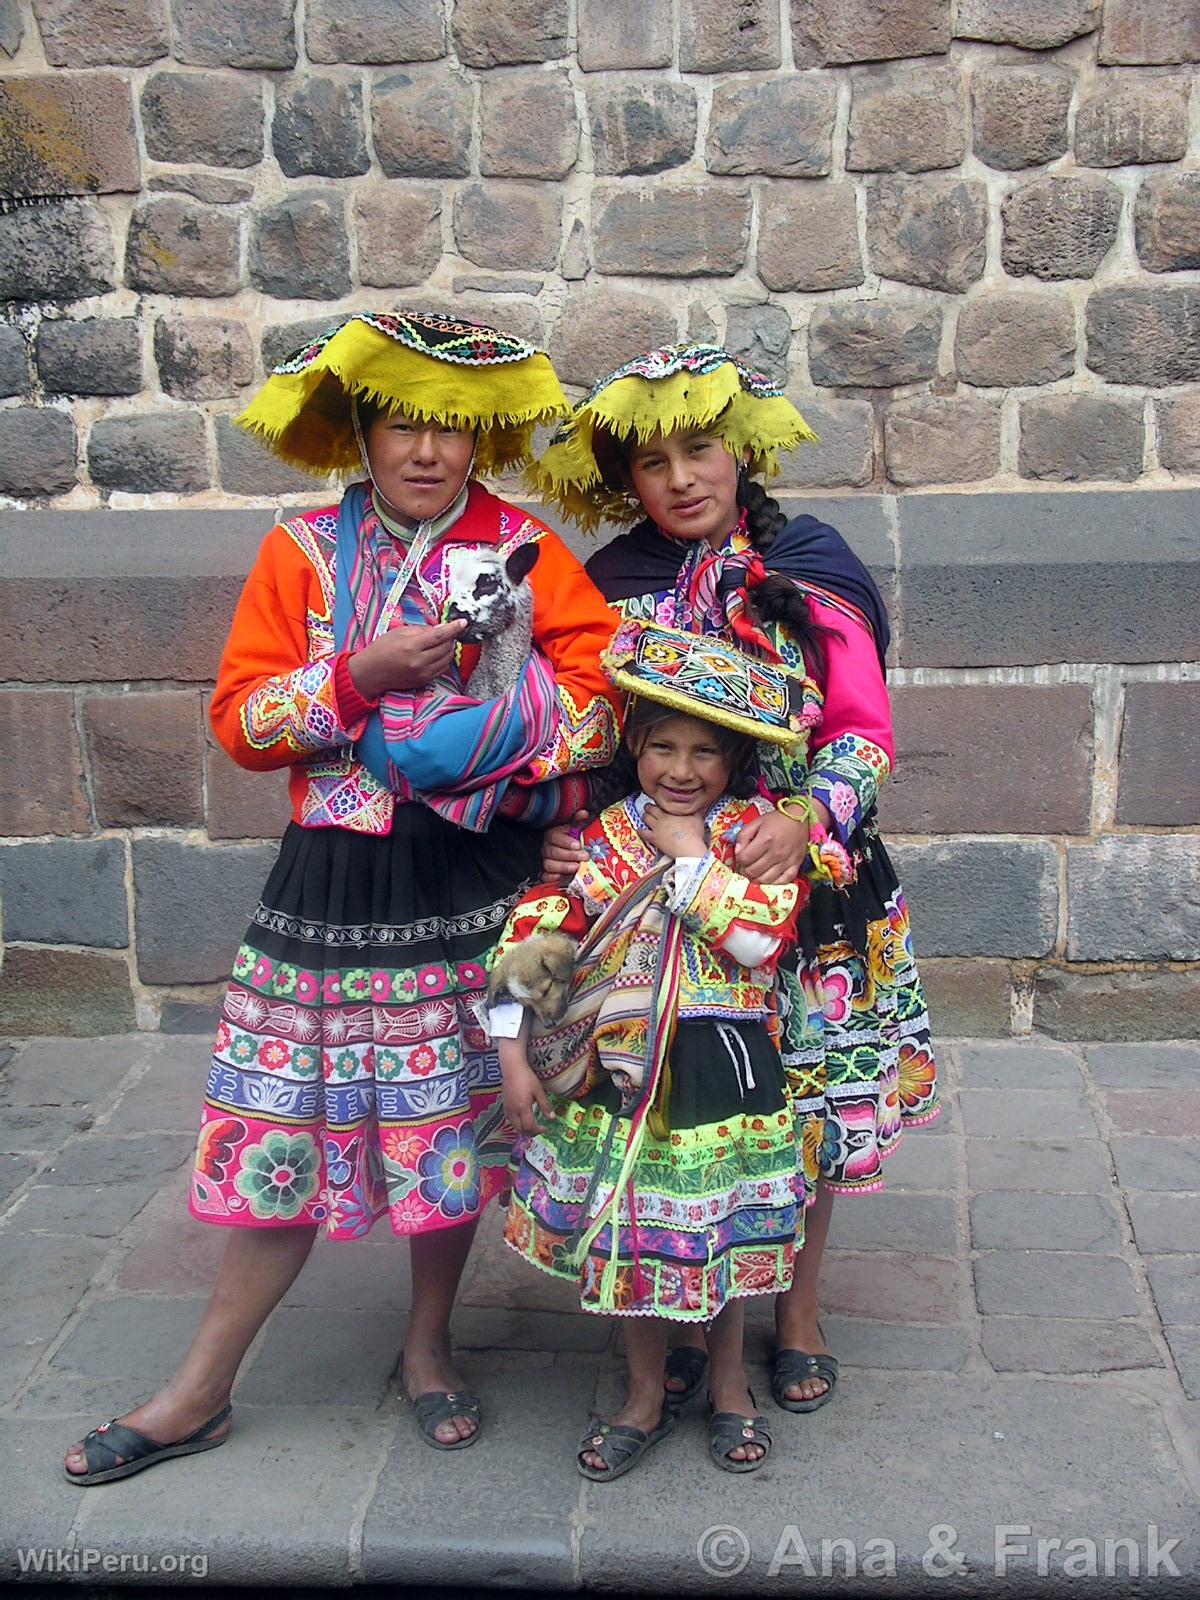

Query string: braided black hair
735 467 831 676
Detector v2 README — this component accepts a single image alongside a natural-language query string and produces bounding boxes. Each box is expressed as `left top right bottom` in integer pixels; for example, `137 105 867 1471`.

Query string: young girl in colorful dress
64 311 621 1482
533 344 941 1418
489 632 811 1476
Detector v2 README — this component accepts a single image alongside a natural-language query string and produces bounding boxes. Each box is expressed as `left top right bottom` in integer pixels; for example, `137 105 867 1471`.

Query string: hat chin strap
351 397 478 539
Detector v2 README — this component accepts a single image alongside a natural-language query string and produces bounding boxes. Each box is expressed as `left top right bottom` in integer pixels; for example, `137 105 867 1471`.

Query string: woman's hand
638 802 707 861
348 619 467 699
542 812 589 880
500 1046 551 1137
735 808 815 883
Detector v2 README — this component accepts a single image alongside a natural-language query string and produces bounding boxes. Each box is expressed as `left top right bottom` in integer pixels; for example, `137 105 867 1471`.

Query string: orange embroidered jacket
210 486 622 834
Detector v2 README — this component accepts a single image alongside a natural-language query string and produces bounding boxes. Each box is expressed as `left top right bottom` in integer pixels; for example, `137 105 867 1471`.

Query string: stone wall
0 0 1197 1038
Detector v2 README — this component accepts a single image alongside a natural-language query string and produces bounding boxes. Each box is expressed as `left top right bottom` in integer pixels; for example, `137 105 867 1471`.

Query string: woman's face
627 428 741 548
364 411 475 524
632 713 731 816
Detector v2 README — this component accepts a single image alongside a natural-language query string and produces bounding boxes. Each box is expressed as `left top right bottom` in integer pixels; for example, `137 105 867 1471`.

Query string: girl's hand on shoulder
501 1055 551 1137
348 619 467 698
638 802 707 861
542 812 589 881
735 808 810 883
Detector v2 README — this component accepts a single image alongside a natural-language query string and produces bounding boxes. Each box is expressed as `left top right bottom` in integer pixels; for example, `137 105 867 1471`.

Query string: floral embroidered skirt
781 818 941 1199
506 1018 799 1321
189 809 543 1239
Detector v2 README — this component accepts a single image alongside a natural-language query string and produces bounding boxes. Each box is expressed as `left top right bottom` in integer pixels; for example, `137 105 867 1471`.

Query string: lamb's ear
505 543 539 586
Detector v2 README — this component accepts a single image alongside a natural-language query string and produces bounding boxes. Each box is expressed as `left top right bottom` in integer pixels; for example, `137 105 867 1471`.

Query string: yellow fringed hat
235 310 572 478
527 343 818 532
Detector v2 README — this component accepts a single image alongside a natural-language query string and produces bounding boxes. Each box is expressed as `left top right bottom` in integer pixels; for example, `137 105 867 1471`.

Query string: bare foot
401 1341 477 1445
663 1331 707 1395
709 1371 765 1465
64 1388 231 1477
580 1389 665 1474
774 1308 831 1404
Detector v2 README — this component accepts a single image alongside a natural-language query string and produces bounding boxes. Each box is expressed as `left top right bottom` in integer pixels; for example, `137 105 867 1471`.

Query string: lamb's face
444 544 539 642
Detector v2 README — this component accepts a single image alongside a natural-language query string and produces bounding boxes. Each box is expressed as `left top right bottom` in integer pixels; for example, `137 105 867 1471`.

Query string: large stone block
1135 173 1200 275
808 301 942 387
889 840 1059 957
454 183 562 271
846 66 965 173
1075 74 1190 167
707 76 834 177
1087 286 1200 386
0 75 138 199
141 71 262 168
133 839 279 984
972 66 1071 170
153 317 254 402
172 0 297 67
774 398 874 488
372 70 471 179
0 947 135 1036
88 414 209 495
955 0 1099 49
306 0 445 62
919 958 1013 1037
147 172 253 205
452 0 567 66
757 183 863 292
0 839 127 948
1098 0 1200 63
794 0 951 64
0 324 28 398
1037 969 1200 1040
577 0 670 69
36 318 141 397
0 409 76 499
883 684 1093 834
592 184 750 278
866 177 987 293
1018 393 1144 482
480 70 577 179
0 200 115 302
725 303 793 386
205 719 293 842
272 75 368 178
589 82 696 177
261 319 342 373
1068 835 1200 960
353 188 442 288
250 192 351 301
1117 683 1200 826
32 0 167 64
548 290 677 388
84 690 204 828
215 417 323 498
1002 177 1121 281
955 294 1076 388
0 0 19 54
679 0 780 70
125 198 240 297
0 690 89 835
884 396 1001 485
1158 394 1200 473
898 487 1200 667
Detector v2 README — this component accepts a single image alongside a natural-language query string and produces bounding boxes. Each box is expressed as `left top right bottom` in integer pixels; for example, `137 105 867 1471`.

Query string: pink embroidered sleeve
802 596 894 841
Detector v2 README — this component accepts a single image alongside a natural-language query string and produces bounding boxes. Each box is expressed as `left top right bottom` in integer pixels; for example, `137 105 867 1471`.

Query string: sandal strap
578 1421 648 1472
710 1410 773 1458
412 1389 482 1431
81 1404 232 1476
773 1349 839 1394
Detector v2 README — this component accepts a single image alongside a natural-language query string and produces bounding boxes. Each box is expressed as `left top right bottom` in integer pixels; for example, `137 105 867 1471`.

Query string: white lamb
443 542 540 699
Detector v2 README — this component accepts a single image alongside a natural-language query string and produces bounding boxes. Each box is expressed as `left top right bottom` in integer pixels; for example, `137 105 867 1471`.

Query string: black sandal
708 1394 772 1474
771 1349 840 1413
65 1404 232 1487
663 1345 709 1409
577 1401 674 1482
409 1388 484 1451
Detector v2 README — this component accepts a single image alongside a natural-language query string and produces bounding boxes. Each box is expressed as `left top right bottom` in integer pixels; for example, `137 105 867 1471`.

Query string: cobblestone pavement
1 1034 1198 1593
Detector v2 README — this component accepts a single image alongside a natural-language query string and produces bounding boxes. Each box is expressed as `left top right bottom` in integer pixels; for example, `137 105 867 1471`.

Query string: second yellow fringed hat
528 343 818 533
235 309 572 479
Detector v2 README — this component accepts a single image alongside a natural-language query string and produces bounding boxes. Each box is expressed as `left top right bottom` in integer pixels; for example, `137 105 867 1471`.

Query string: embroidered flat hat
235 309 571 478
602 618 823 750
528 342 818 532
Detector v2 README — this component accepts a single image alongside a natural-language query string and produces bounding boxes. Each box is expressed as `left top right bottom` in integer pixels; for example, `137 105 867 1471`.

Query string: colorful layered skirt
506 1018 799 1321
783 817 941 1199
189 808 543 1238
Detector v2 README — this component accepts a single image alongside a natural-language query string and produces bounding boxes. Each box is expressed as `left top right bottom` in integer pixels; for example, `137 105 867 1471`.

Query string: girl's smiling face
632 713 732 816
627 427 741 548
365 410 475 525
